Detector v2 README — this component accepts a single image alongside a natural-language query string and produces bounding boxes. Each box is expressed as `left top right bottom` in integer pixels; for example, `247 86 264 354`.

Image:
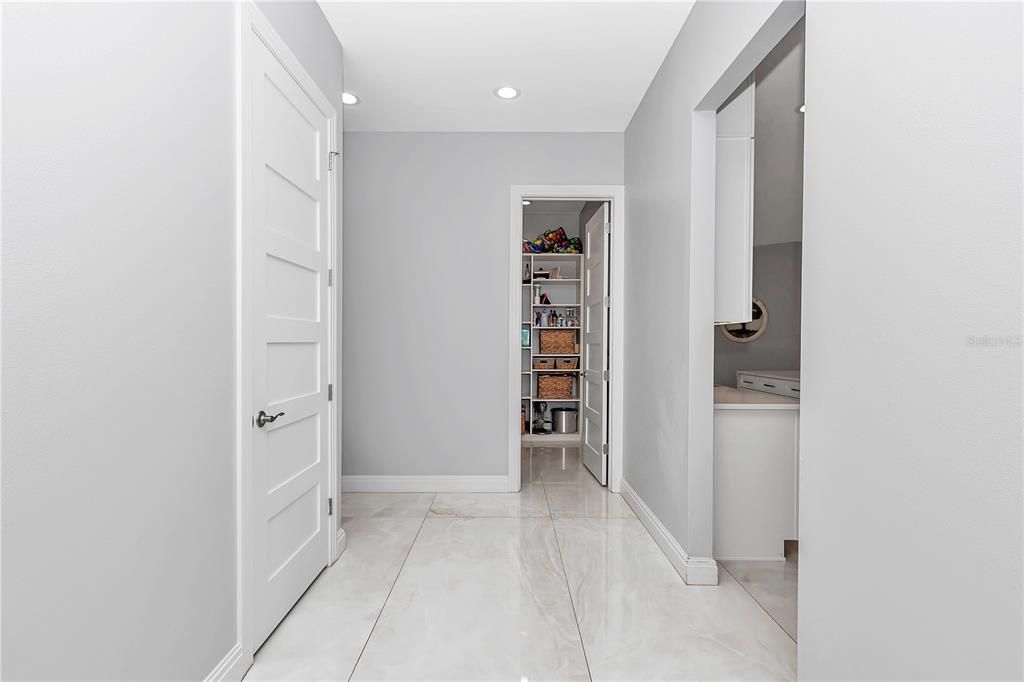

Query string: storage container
551 408 578 434
537 374 574 400
539 329 575 355
533 358 556 370
555 357 579 369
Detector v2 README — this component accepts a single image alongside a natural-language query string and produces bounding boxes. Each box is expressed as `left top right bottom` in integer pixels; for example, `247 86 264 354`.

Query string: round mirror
720 297 768 343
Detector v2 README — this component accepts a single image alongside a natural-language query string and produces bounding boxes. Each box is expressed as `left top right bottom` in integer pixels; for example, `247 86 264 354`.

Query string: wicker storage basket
539 329 576 355
537 374 574 400
533 358 556 370
555 357 579 370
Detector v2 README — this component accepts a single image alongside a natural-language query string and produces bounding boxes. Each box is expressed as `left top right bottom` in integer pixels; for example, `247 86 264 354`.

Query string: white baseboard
204 642 247 682
335 527 348 560
716 555 786 562
342 475 509 493
621 479 719 586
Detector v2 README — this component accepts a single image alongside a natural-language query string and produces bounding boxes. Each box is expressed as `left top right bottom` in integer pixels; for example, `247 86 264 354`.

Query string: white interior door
583 203 610 485
250 33 332 649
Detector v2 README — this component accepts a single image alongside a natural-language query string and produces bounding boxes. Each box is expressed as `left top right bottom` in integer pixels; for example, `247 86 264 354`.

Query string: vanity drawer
737 373 758 390
781 381 801 399
736 372 800 399
754 378 786 395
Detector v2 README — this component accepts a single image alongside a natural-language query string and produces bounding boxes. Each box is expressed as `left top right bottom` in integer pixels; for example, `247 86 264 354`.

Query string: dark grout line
542 477 594 681
718 561 797 645
346 494 435 680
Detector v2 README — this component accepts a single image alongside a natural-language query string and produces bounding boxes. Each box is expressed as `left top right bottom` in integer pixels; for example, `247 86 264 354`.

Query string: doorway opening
711 19 805 642
508 186 625 493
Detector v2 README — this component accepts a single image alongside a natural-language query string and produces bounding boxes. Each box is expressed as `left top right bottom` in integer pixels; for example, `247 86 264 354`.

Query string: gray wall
798 2 1022 678
752 20 804 247
1 2 342 678
1 4 236 678
623 0 788 558
714 243 801 385
342 133 622 476
714 24 804 387
524 210 581 241
257 1 344 112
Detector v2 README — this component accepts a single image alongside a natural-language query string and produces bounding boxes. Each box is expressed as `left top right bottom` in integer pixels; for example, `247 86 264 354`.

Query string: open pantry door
582 203 610 485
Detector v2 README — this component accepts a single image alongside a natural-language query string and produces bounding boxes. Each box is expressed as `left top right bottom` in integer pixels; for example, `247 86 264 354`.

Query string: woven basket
538 374 574 400
555 357 579 370
533 358 556 370
539 329 575 355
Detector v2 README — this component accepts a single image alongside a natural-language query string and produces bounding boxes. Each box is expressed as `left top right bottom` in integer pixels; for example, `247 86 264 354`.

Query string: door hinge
328 268 333 286
602 369 610 381
328 383 334 401
328 150 340 171
604 222 612 235
328 497 334 516
603 296 610 308
602 443 609 455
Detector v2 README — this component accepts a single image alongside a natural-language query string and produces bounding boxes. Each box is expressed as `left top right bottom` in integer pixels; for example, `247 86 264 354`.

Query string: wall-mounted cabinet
714 77 755 324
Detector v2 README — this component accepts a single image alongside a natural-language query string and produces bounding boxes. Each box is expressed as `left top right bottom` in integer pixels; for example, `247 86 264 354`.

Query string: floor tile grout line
718 561 797 645
345 495 435 681
541 475 594 682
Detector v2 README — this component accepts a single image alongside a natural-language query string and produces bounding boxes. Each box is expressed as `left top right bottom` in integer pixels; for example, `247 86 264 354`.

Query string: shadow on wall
714 242 802 386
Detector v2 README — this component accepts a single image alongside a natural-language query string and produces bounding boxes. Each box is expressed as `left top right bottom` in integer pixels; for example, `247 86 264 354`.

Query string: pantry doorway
508 185 625 493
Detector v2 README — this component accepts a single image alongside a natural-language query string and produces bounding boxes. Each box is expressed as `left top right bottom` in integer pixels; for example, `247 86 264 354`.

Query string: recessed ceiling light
342 91 360 106
494 86 520 100
522 200 532 206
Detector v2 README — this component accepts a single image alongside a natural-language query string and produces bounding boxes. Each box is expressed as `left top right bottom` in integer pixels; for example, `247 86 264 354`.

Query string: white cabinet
736 370 800 399
713 386 799 560
714 77 755 324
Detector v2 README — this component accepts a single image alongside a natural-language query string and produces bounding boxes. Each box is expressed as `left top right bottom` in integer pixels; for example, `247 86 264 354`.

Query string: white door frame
687 2 805 575
508 185 626 494
235 3 341 674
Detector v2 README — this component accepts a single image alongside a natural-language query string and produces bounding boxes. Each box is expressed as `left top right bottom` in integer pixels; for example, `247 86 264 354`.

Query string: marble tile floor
720 549 799 642
246 446 796 681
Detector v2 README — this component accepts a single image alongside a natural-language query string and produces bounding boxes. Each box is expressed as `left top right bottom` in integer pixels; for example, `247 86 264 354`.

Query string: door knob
256 410 285 428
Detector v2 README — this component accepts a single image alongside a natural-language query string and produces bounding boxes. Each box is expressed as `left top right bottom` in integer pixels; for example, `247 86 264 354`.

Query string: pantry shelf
521 245 585 440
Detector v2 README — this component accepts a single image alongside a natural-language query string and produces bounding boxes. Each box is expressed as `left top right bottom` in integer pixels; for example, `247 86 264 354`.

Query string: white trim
342 475 509 493
688 0 807 566
233 3 254 673
716 556 787 562
509 185 626 494
236 1 339 671
204 642 245 682
327 91 342 567
336 527 348 557
621 479 720 586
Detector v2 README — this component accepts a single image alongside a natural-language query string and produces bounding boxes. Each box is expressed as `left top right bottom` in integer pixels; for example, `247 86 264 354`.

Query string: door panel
251 35 331 649
582 204 610 485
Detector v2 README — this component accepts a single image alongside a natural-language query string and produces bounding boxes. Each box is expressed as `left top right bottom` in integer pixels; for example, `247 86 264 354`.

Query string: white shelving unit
521 253 584 442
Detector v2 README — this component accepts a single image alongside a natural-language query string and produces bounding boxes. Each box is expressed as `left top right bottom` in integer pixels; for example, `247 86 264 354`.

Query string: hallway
246 446 796 680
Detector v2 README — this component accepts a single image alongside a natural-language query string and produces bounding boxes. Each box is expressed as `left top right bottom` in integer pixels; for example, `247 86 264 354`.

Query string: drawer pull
763 383 776 388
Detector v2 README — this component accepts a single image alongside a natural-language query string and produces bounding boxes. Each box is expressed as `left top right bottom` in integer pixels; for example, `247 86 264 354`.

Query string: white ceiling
318 2 695 132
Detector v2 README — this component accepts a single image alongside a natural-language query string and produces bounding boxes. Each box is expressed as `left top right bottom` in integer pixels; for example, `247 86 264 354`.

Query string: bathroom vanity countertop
714 385 800 410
